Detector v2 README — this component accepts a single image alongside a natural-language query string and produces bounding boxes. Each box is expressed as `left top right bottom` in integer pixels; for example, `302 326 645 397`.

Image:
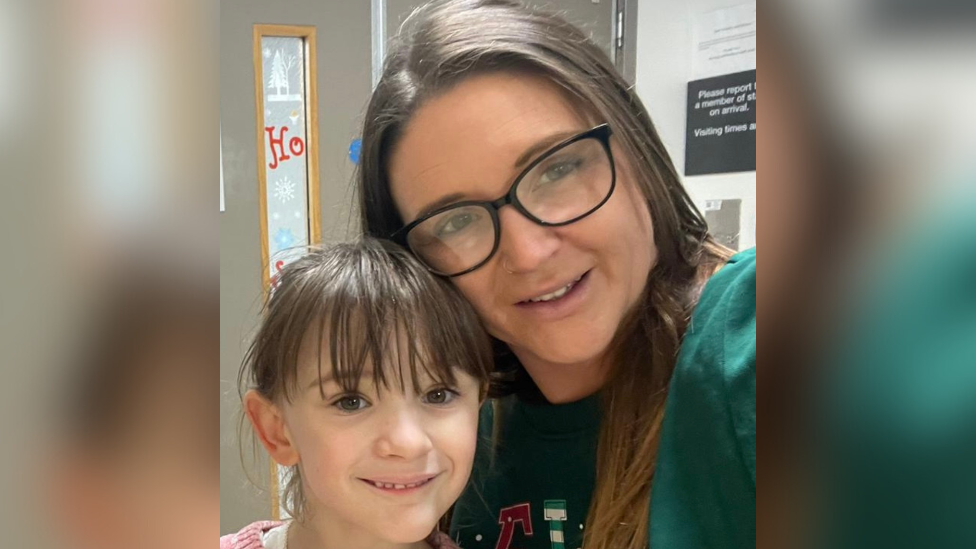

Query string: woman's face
388 72 656 391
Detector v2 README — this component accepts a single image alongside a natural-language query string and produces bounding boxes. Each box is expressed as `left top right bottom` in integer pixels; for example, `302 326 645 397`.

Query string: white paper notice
692 3 756 80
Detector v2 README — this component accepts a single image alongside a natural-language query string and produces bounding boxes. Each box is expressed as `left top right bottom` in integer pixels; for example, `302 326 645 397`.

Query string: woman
356 1 756 548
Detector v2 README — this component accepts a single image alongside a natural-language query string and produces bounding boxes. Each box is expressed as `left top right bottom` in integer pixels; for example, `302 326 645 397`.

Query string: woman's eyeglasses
393 123 616 277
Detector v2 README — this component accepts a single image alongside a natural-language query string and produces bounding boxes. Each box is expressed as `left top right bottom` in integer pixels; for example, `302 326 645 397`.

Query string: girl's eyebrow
306 371 374 391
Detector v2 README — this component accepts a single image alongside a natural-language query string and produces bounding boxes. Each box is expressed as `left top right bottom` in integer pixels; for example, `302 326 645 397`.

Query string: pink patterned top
219 521 461 549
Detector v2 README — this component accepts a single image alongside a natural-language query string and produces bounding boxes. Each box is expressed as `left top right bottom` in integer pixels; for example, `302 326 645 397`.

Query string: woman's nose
495 206 561 274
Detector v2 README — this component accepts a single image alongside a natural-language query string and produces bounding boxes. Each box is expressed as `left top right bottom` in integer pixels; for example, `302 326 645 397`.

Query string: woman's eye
422 388 459 405
435 212 478 238
539 158 583 184
333 395 370 412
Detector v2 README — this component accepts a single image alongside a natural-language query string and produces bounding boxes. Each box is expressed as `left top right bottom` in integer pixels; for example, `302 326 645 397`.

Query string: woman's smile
513 269 592 321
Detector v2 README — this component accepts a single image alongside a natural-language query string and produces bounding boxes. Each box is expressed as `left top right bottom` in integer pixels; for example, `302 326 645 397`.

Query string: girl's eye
333 395 370 412
422 388 459 405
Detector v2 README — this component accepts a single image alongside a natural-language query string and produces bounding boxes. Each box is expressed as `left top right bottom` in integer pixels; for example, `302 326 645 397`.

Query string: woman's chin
496 318 618 381
518 337 612 371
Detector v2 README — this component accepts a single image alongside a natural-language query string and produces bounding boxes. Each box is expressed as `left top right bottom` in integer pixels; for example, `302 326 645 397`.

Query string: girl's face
280 338 482 545
388 72 656 399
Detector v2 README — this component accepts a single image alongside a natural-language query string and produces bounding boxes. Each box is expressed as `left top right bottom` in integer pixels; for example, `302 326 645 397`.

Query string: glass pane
261 36 310 281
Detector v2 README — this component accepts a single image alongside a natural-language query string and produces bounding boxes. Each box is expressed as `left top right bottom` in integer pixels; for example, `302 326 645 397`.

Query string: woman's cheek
451 272 507 337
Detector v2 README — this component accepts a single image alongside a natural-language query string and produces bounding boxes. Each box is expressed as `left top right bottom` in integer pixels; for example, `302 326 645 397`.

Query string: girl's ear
243 390 299 466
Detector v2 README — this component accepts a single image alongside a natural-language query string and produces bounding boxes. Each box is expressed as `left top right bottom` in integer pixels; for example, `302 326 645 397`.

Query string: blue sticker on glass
273 227 296 254
349 138 362 165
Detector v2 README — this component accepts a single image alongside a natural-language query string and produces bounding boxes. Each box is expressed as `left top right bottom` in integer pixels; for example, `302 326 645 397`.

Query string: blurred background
0 0 972 547
0 1 218 548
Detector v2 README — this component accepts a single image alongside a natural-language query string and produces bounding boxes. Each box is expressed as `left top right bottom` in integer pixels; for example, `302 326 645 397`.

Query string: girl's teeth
371 479 428 490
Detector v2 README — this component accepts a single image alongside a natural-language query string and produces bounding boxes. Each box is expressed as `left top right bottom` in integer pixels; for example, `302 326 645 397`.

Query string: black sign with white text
685 69 756 175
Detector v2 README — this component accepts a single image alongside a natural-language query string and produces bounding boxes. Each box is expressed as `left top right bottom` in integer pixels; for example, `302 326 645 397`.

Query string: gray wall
220 0 371 534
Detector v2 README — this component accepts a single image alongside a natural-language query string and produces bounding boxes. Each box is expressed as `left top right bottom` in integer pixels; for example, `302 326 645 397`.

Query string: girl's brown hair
238 237 493 521
356 1 732 547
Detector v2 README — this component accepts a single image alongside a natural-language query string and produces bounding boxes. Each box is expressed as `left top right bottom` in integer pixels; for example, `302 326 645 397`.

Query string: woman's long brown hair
356 2 732 547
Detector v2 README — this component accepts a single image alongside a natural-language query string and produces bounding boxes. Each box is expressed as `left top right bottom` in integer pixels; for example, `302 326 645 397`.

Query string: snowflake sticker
273 228 296 252
263 47 272 58
274 177 296 203
293 210 302 219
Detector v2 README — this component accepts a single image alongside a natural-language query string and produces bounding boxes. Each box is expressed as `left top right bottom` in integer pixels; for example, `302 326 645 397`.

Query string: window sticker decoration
253 25 320 291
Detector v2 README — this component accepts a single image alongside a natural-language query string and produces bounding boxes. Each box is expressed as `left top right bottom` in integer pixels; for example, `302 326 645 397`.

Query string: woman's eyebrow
513 130 578 169
416 192 467 219
413 129 579 219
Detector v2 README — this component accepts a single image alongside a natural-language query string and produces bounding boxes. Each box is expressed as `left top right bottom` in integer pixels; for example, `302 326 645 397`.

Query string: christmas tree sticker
268 49 300 102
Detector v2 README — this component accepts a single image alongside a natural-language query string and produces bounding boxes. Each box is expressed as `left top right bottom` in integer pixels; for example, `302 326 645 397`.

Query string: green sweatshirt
451 249 757 549
450 392 600 549
649 247 756 549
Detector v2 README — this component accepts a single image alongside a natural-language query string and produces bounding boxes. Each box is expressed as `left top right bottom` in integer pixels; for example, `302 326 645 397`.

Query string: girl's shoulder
219 521 285 549
427 529 462 549
218 522 455 549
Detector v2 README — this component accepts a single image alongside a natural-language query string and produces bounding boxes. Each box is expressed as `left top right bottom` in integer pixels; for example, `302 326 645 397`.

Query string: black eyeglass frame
391 123 616 277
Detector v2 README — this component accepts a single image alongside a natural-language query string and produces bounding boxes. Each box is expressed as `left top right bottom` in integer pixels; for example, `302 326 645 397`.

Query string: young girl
222 238 493 549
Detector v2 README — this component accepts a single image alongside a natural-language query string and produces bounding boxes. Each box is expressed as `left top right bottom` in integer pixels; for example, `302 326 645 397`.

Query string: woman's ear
243 390 299 466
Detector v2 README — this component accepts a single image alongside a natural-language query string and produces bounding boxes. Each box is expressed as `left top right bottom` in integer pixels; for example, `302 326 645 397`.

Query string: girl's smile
358 472 441 494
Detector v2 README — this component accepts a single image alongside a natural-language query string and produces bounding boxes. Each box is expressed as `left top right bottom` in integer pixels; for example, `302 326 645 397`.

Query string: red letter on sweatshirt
494 503 533 549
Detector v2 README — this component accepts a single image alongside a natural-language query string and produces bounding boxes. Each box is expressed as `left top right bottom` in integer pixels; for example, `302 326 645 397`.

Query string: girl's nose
374 407 434 460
